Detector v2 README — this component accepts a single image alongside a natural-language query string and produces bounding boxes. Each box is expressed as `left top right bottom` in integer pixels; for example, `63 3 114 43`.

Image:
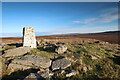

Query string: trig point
23 27 36 48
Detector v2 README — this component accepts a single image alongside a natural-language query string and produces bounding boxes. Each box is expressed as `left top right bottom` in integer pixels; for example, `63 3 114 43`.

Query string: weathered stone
12 54 51 68
49 72 54 76
96 55 101 58
52 56 71 70
65 70 78 77
82 66 87 72
0 51 2 56
2 47 32 57
90 55 97 60
73 52 81 58
7 63 31 73
87 65 92 70
25 73 40 80
55 45 67 54
23 27 37 48
37 69 50 79
2 44 9 48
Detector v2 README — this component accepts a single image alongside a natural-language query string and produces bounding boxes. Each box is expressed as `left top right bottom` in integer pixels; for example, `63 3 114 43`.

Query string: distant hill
53 31 120 36
52 31 120 44
1 31 119 45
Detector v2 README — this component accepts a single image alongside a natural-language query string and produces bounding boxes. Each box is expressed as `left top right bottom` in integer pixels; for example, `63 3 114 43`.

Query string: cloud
73 8 118 24
72 21 81 23
50 25 118 34
73 18 98 24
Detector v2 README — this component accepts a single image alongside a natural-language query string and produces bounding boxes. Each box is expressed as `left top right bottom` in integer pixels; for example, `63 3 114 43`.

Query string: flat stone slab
2 47 32 57
8 63 31 72
52 56 71 71
11 54 52 69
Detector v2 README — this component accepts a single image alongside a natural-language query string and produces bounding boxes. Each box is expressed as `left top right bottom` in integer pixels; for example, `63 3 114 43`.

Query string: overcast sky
1 2 119 37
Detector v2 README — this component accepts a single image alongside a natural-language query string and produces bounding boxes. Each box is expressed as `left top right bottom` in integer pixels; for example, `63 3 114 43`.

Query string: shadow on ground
108 55 120 65
37 43 57 53
7 43 23 47
2 68 47 80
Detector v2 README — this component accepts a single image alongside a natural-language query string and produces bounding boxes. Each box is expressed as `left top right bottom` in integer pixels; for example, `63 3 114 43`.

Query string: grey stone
90 55 97 60
82 67 87 72
87 65 92 70
2 44 9 49
23 27 37 48
2 47 32 57
7 63 31 73
65 70 78 77
25 73 40 80
12 54 51 68
37 68 50 79
52 57 71 70
55 45 67 54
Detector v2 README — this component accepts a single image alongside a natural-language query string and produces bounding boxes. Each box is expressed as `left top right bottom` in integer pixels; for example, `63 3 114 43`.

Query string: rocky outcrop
2 47 32 57
52 56 71 71
11 54 52 69
7 54 52 74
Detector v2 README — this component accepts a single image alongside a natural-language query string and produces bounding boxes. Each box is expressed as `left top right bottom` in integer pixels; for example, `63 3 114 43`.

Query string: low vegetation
1 38 120 79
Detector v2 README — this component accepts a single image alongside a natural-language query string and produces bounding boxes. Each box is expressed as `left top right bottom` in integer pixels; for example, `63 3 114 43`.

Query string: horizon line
0 30 119 38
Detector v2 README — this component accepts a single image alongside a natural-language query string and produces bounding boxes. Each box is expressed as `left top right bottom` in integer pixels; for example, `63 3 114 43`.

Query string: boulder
55 45 67 54
52 56 71 71
11 54 52 69
3 47 32 57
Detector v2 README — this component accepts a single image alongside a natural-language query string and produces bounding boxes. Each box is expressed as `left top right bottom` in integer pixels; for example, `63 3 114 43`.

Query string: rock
25 73 40 80
65 70 78 77
52 56 71 71
0 51 2 56
7 63 31 73
61 70 65 74
96 55 101 58
87 65 92 70
90 55 97 60
49 72 54 76
82 67 87 72
37 68 50 79
55 45 67 54
11 54 51 69
2 44 10 48
73 52 81 58
2 47 32 57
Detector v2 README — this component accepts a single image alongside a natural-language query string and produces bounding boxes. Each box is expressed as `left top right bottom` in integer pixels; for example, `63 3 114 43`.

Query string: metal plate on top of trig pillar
23 27 36 48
